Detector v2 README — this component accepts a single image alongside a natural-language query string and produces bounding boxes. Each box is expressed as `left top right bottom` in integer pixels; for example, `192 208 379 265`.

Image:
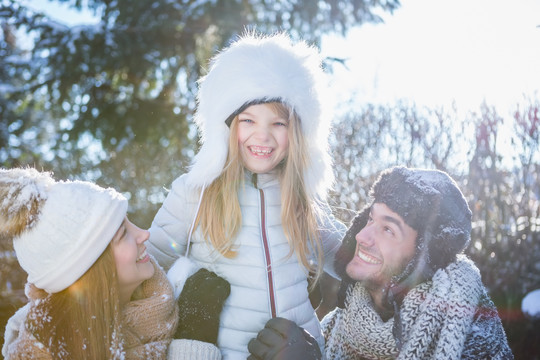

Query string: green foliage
0 0 400 226
0 1 400 353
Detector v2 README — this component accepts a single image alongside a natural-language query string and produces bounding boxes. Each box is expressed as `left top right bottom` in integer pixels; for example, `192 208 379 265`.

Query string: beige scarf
122 258 179 359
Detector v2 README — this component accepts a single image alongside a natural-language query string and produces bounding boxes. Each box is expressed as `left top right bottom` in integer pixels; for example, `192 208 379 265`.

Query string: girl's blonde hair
26 244 123 359
195 102 324 283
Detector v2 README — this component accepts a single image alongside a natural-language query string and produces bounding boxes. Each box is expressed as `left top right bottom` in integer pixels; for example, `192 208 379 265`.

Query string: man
248 166 513 359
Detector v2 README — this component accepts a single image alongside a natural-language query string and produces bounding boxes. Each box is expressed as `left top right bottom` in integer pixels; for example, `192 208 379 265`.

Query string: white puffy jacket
148 172 345 360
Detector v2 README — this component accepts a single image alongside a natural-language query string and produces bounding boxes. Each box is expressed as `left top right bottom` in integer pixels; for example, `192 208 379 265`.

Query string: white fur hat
185 32 334 198
0 168 127 293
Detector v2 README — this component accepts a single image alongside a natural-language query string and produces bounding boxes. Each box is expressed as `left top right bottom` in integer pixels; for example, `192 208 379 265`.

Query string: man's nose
356 226 374 247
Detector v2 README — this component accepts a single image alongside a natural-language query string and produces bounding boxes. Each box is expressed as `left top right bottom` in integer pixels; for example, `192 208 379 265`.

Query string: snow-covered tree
0 0 400 226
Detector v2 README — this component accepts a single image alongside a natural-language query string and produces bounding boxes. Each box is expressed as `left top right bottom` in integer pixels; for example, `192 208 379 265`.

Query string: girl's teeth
251 147 271 155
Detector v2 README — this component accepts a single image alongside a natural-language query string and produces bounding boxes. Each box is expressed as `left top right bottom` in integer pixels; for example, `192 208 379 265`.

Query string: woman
0 167 224 359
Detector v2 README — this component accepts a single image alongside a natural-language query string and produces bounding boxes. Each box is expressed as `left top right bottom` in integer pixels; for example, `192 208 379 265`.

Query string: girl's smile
236 103 289 174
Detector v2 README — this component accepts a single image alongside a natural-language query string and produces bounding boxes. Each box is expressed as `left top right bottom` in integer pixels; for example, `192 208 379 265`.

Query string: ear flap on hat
0 168 52 238
425 204 472 272
334 205 371 308
385 235 432 304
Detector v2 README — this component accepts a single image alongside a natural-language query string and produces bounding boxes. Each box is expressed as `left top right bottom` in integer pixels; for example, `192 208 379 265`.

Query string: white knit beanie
0 168 128 293
185 32 334 198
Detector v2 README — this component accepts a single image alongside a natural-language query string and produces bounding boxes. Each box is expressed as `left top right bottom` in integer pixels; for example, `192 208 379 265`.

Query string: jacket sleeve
317 203 347 279
167 339 221 360
148 175 197 270
460 291 514 360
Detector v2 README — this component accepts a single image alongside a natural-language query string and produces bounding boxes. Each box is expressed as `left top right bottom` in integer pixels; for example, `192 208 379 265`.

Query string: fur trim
370 166 472 273
185 32 333 198
0 168 53 238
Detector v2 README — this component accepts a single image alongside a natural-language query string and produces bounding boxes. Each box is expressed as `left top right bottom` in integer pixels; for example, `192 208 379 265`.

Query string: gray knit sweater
321 256 513 359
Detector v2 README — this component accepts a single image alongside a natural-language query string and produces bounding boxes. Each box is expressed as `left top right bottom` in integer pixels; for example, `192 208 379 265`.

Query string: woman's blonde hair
195 102 324 283
26 244 123 359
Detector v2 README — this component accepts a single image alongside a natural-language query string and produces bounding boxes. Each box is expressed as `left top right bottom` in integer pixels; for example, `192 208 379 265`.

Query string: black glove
247 317 322 360
174 268 230 345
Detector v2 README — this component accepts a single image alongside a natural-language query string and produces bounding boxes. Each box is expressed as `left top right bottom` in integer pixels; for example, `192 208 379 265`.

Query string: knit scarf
323 256 501 359
121 258 179 359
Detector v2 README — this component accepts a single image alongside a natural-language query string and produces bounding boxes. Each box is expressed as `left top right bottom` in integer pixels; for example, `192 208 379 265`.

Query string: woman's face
236 103 289 174
112 217 154 299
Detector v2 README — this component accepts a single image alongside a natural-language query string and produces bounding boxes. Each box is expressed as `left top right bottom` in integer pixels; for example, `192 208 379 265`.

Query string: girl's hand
174 268 230 345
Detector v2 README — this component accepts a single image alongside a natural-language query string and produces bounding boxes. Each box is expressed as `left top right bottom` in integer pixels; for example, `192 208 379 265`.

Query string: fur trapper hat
334 166 472 305
185 32 333 198
0 168 127 293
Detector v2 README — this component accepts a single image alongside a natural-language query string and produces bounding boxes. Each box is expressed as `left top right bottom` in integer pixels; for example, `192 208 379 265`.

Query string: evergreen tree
0 0 400 226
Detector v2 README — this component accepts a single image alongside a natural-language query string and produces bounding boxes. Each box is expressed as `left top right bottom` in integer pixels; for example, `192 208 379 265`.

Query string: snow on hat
0 168 127 293
185 32 333 198
370 166 472 274
333 166 472 306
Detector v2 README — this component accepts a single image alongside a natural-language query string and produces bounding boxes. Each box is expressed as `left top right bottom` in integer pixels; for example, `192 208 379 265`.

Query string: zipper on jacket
259 189 277 318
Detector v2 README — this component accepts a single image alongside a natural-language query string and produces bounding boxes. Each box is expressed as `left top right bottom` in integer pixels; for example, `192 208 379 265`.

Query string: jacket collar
244 170 280 189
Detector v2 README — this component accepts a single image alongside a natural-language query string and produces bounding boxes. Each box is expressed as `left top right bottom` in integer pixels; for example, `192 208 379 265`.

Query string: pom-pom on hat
0 168 128 293
185 32 333 198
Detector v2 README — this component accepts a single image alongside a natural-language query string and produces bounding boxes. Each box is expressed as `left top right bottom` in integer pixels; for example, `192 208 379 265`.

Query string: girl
148 33 346 359
0 168 224 360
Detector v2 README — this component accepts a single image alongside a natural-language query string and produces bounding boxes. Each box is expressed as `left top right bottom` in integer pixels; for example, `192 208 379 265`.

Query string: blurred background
1 0 539 358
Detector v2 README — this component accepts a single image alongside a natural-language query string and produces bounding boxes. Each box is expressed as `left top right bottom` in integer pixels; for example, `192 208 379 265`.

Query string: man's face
346 203 418 291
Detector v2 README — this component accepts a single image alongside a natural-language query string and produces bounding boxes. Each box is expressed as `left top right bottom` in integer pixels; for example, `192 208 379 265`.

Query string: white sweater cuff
167 339 221 360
